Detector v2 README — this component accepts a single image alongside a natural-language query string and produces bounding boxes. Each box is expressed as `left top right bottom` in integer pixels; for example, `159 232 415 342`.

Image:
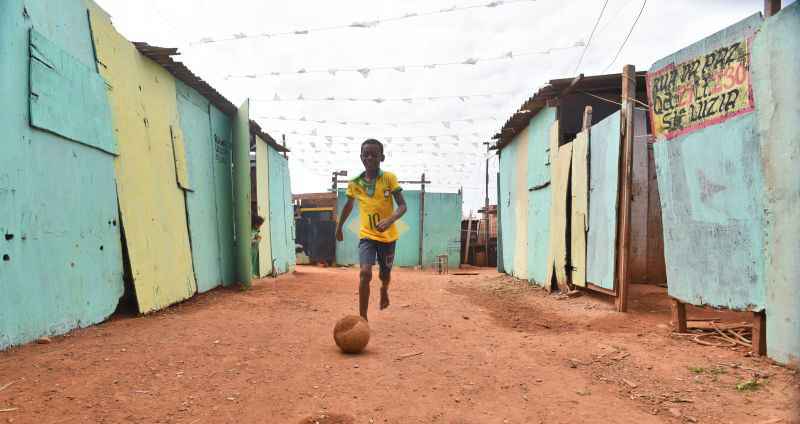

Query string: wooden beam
752 311 767 356
615 65 636 312
764 0 781 16
671 298 687 333
582 105 593 131
463 212 473 265
560 73 584 98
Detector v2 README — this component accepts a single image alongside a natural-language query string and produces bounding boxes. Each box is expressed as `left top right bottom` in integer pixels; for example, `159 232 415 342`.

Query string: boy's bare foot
380 287 390 310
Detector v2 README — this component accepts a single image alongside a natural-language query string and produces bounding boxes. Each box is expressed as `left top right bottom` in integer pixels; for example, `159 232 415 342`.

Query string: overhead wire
602 0 647 73
573 0 609 73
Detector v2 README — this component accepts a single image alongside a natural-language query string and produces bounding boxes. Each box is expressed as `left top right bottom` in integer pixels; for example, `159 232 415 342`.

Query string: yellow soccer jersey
346 170 402 242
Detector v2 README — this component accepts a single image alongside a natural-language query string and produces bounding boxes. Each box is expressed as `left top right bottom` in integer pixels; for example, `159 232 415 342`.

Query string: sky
93 0 787 215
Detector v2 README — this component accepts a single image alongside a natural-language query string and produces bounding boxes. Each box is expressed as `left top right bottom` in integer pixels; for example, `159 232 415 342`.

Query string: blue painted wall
751 2 800 364
0 0 124 349
335 189 461 268
651 13 766 311
175 80 235 292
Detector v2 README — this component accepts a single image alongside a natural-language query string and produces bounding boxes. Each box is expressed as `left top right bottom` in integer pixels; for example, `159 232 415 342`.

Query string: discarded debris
735 378 761 392
0 408 18 413
396 352 424 361
621 378 638 389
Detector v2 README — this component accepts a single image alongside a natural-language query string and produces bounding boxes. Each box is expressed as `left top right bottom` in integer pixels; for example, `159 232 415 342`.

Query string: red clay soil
0 267 797 423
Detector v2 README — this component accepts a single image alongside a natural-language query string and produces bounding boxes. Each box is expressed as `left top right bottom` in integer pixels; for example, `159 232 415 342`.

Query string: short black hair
361 138 383 155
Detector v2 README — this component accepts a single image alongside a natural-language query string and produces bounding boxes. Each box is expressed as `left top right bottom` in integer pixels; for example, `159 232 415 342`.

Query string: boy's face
360 144 383 172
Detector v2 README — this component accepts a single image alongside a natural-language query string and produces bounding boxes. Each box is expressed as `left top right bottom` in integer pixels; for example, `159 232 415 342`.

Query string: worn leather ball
333 315 370 354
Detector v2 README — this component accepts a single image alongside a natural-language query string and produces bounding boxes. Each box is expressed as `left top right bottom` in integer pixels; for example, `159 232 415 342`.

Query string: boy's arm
336 197 355 241
376 190 407 232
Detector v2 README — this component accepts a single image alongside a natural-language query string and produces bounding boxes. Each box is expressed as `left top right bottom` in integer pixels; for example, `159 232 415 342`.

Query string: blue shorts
358 238 396 275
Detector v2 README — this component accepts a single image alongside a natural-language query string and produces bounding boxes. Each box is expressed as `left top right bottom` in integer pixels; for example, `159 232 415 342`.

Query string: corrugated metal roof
133 42 288 153
492 72 647 151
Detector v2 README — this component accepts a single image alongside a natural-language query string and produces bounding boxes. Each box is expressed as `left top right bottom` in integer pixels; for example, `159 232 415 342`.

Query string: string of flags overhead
252 89 525 104
275 129 491 142
224 44 582 79
189 0 539 45
256 115 501 127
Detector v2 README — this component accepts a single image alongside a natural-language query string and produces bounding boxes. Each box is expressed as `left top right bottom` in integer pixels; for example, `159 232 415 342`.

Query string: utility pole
483 142 491 265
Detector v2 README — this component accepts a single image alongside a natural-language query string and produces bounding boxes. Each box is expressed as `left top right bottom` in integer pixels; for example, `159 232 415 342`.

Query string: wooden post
752 311 767 356
764 0 781 16
463 212 473 265
418 173 426 267
582 106 593 130
616 65 636 312
671 298 687 333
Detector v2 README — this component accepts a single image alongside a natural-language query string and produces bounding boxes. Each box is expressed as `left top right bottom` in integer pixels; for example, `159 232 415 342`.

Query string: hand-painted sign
647 38 754 140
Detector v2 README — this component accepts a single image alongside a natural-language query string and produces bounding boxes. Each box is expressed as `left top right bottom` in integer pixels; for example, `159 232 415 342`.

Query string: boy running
336 139 407 320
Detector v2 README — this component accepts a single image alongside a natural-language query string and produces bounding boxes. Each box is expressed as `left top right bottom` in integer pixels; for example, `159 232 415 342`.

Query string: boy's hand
336 226 344 242
375 218 393 232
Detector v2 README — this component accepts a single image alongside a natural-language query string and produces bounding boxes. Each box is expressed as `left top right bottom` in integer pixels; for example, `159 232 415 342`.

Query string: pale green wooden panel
586 111 621 290
232 100 252 285
525 107 557 285
752 1 800 363
651 15 765 311
28 28 118 155
268 145 295 274
175 80 235 292
0 0 124 349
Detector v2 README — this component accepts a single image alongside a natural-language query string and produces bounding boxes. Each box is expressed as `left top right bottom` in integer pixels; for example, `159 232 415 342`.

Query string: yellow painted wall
512 126 529 278
88 5 197 313
255 135 273 277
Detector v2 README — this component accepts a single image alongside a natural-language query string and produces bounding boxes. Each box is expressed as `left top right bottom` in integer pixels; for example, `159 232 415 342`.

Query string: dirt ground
0 267 797 424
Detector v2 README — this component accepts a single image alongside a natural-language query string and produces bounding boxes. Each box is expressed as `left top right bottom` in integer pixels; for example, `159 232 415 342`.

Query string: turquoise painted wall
335 189 461 268
652 13 766 311
422 192 462 269
586 111 621 290
525 108 556 284
498 137 518 277
498 107 557 283
0 0 124 348
268 145 295 274
175 80 235 292
751 2 800 364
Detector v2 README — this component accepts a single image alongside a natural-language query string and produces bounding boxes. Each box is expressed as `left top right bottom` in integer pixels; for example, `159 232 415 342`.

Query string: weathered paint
629 110 650 282
255 136 273 277
498 141 517 276
175 80 235 292
525 107 557 285
394 191 421 267
570 131 589 288
545 133 571 291
268 145 296 274
422 192 462 269
335 189 461 268
89 6 197 313
28 29 118 156
651 13 765 311
170 126 191 191
751 2 800 364
512 127 529 279
586 112 621 290
0 0 124 348
232 100 252 286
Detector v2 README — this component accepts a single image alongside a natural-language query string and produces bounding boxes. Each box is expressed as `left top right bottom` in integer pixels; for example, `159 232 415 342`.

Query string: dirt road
0 267 797 423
